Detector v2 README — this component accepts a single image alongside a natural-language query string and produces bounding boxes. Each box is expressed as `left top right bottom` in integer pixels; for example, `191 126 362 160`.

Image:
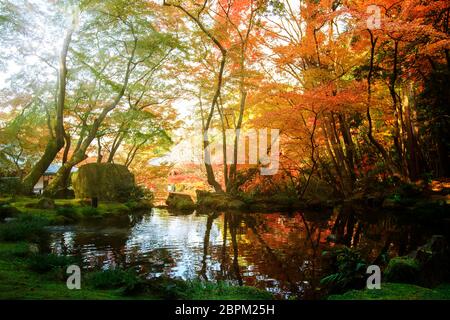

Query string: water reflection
48 206 446 299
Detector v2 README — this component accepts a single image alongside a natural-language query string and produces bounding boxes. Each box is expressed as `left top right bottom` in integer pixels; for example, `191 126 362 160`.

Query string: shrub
87 268 143 294
80 206 99 217
321 247 368 293
0 204 20 220
0 215 49 242
0 242 31 258
55 207 80 223
186 280 273 300
27 253 77 273
145 276 190 299
0 177 21 195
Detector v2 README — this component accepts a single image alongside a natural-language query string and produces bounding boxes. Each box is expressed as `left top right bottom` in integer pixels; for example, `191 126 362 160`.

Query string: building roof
44 163 78 175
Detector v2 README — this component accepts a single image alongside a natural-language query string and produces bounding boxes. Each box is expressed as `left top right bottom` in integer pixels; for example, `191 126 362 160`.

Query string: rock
384 256 421 283
414 235 450 286
196 190 246 211
72 163 136 202
37 197 55 209
166 193 196 211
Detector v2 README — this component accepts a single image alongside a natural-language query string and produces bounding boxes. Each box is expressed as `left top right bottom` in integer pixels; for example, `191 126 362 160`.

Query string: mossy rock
384 256 421 283
196 190 246 211
72 163 135 202
166 193 196 211
414 235 450 286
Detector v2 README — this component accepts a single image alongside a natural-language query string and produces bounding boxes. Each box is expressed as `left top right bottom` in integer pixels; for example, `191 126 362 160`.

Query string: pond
48 207 448 299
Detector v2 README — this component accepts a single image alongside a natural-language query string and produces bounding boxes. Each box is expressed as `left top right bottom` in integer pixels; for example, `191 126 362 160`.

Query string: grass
87 269 142 291
328 283 450 300
0 215 49 242
186 281 273 300
27 253 78 273
0 242 127 299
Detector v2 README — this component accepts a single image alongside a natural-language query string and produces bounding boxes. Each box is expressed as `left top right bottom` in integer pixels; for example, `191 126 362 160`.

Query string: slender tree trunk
228 54 247 188
96 136 102 163
338 113 357 183
164 1 225 193
21 19 75 194
62 131 71 165
366 30 396 175
402 83 423 180
203 53 226 193
217 98 229 190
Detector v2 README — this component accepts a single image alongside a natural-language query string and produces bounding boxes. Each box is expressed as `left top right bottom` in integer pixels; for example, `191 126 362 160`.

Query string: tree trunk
164 1 225 193
96 136 102 163
21 18 75 194
366 30 396 175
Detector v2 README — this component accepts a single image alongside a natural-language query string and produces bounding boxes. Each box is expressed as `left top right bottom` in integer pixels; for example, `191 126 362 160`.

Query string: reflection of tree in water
199 211 329 299
199 212 220 281
50 208 445 299
199 207 442 300
330 205 439 263
199 212 243 286
51 215 144 270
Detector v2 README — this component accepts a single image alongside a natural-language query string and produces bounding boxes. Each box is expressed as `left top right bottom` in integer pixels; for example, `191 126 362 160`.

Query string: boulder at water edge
166 193 196 211
71 163 136 202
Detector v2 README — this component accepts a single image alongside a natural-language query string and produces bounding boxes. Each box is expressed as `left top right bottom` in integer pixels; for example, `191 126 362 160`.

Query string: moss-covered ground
328 283 450 300
0 242 273 300
1 196 133 224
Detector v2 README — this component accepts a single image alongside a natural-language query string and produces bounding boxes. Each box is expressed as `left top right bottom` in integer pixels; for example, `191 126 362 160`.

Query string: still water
48 207 445 299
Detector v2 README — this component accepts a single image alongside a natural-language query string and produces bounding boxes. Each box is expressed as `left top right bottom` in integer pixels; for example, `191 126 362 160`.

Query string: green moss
196 192 246 211
27 253 78 273
166 193 196 211
3 197 131 224
72 163 136 202
0 242 31 258
384 256 421 283
0 242 130 300
186 281 273 300
55 207 81 223
0 215 49 242
328 283 450 300
87 269 142 291
96 202 131 216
